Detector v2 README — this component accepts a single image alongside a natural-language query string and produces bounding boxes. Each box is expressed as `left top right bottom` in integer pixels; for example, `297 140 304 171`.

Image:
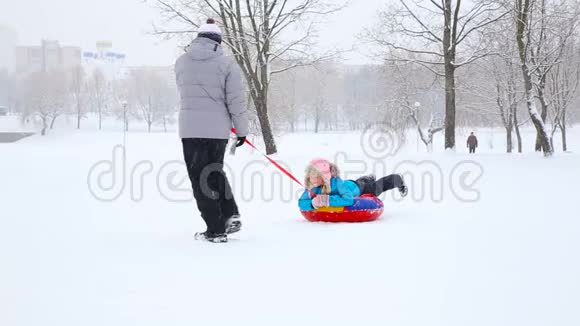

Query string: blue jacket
298 177 361 211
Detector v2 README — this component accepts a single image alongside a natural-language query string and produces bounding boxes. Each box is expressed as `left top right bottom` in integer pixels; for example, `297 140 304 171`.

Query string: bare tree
269 68 300 132
129 69 156 133
18 71 67 135
368 0 509 150
547 42 580 151
387 62 444 152
153 0 342 154
89 69 108 130
313 92 324 133
159 92 178 133
69 65 87 129
407 102 445 152
111 79 131 132
494 67 521 153
339 65 393 131
310 64 336 133
127 68 177 133
342 69 366 131
513 0 579 155
0 69 16 113
453 15 528 154
526 0 580 151
488 32 525 153
515 0 550 155
156 75 178 133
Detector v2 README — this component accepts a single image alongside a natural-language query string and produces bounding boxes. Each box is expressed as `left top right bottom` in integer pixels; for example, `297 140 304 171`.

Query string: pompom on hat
198 18 222 35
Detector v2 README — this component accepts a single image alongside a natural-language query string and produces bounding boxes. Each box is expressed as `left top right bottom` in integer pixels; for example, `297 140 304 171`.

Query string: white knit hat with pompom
198 18 222 35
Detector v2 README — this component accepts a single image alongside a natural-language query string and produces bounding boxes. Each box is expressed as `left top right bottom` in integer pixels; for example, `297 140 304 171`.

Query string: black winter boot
225 215 242 234
397 174 408 197
194 231 228 243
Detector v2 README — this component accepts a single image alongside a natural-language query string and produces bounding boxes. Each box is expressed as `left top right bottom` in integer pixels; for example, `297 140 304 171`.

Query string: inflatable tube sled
301 194 384 223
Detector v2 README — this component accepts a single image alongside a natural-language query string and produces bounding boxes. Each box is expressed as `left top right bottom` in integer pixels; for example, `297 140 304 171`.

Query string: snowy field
1 123 579 326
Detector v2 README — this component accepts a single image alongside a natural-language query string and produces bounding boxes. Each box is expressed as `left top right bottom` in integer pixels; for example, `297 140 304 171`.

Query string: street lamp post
414 102 421 152
121 100 128 147
121 101 128 132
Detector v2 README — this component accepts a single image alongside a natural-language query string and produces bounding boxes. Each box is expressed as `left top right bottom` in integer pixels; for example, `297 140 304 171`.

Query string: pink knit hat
309 158 332 181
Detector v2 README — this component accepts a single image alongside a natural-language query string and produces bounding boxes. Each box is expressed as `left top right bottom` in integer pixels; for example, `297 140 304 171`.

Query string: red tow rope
231 128 316 197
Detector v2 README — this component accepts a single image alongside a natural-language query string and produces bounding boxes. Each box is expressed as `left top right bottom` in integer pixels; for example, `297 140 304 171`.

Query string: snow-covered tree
153 0 343 154
470 22 525 153
126 68 177 133
88 69 109 131
513 0 579 155
269 68 300 133
368 0 509 150
547 41 580 151
0 69 16 113
18 71 68 135
68 65 87 129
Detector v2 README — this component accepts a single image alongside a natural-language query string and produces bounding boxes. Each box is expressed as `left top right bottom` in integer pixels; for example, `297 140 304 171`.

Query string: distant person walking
467 132 478 154
175 18 249 243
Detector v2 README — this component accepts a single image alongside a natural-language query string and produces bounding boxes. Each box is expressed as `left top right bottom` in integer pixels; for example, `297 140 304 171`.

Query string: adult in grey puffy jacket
175 19 248 243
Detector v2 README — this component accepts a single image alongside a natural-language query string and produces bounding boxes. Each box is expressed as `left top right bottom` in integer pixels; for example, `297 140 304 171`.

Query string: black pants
469 147 476 153
355 174 403 197
182 138 238 234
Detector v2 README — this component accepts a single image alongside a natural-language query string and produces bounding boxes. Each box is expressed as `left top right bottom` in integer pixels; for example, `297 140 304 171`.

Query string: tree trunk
535 86 549 151
513 106 523 153
255 98 277 155
424 129 434 153
77 103 82 129
444 64 456 150
314 105 320 134
561 125 567 151
147 97 153 133
290 105 296 133
123 107 128 132
524 87 552 155
506 127 513 153
41 116 48 136
163 116 167 133
50 115 58 129
98 106 102 131
515 1 552 156
561 109 567 151
443 0 456 150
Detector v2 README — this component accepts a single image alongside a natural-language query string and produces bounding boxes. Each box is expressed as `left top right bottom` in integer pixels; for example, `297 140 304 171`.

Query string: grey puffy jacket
175 37 249 139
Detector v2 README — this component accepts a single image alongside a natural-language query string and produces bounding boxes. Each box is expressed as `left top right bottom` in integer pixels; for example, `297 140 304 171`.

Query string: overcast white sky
2 0 389 66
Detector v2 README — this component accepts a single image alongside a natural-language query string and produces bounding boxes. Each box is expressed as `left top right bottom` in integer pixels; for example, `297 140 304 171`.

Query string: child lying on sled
298 158 408 211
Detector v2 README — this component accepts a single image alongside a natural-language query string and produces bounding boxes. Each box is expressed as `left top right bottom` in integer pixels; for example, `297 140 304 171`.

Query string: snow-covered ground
1 125 579 326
